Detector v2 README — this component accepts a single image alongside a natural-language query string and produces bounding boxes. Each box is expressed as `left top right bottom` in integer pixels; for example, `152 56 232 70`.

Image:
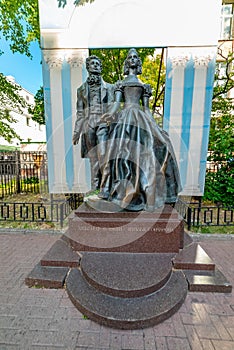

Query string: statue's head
124 48 142 75
86 55 102 75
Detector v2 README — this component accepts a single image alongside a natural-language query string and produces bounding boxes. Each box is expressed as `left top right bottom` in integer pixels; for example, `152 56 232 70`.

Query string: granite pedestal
25 202 232 329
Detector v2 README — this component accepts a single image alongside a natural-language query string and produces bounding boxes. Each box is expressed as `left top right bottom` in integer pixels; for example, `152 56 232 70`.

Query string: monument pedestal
64 203 184 253
25 202 232 329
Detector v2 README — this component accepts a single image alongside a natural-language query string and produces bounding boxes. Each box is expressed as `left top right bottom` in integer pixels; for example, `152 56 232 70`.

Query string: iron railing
0 194 84 228
176 199 234 230
0 151 48 198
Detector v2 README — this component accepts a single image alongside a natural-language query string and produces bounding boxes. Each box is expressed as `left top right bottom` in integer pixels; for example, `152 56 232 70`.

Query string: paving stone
211 340 234 350
122 334 145 349
166 337 192 350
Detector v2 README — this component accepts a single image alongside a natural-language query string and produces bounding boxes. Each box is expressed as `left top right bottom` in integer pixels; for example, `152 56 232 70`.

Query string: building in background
218 1 234 100
0 76 46 150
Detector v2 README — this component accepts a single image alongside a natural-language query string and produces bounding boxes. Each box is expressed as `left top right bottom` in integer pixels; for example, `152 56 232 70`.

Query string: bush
23 176 39 185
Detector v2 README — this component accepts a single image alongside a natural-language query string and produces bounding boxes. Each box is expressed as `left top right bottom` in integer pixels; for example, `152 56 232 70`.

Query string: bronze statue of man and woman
73 48 181 212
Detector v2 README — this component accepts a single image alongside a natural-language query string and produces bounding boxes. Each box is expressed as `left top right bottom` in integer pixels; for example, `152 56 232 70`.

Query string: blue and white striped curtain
42 49 91 193
164 47 216 196
42 47 216 197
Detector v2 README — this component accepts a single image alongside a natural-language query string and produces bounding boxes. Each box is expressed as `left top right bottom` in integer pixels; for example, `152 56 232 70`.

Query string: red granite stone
41 239 80 267
63 203 184 253
184 268 232 293
25 263 69 289
172 243 215 270
66 267 188 329
80 252 175 297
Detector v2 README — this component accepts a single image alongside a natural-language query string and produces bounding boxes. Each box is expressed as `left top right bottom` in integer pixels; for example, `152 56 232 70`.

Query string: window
220 5 234 40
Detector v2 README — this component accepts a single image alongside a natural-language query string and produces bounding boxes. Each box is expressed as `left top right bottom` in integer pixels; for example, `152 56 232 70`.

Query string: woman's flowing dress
99 78 181 211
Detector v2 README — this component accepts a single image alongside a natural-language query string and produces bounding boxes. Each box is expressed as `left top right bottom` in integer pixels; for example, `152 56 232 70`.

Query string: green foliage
141 53 166 115
0 1 40 141
90 48 165 118
23 176 39 185
213 52 234 102
0 74 27 143
204 111 234 207
58 0 95 8
29 87 45 125
90 48 155 83
204 51 234 207
0 0 40 58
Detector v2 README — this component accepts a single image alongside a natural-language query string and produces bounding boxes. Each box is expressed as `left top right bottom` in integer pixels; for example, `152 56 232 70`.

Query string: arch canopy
39 0 221 49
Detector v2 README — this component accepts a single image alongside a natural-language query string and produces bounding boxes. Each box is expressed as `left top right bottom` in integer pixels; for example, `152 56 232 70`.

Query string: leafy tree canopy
57 0 95 8
0 74 27 143
0 0 40 58
0 1 40 142
90 48 166 120
90 48 155 83
29 86 45 125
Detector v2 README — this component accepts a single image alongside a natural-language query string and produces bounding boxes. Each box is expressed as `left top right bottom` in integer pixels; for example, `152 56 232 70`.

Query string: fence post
187 206 192 231
60 202 64 228
15 151 21 193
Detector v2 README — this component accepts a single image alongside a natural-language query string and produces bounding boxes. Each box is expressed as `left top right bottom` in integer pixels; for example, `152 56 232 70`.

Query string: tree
0 1 40 142
0 0 40 57
203 49 234 207
57 0 95 8
140 51 166 121
29 87 45 125
90 48 155 83
90 48 165 121
0 74 27 143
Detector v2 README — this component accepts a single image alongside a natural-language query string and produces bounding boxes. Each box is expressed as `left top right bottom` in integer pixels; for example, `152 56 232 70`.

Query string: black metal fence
0 151 84 227
176 199 234 230
0 151 233 230
0 151 48 198
0 194 84 228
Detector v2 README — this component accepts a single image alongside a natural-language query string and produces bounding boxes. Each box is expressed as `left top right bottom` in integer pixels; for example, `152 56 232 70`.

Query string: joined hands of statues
101 113 116 124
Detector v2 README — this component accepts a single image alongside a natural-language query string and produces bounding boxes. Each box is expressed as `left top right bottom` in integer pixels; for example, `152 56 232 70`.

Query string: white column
168 54 189 168
67 49 91 193
44 51 69 192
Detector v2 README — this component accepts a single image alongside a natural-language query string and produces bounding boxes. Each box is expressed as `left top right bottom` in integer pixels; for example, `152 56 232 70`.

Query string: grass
189 225 234 234
0 179 48 198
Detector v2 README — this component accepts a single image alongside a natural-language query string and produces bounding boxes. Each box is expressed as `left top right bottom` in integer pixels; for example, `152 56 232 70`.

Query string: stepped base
66 267 187 329
80 252 174 298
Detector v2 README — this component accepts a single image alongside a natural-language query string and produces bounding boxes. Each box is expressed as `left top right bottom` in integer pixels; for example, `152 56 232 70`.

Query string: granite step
172 243 215 270
184 269 232 293
66 267 188 329
41 239 80 267
80 252 175 297
25 263 69 289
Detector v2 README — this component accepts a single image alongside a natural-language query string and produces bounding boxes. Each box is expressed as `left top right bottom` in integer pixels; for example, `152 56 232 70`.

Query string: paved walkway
0 232 234 350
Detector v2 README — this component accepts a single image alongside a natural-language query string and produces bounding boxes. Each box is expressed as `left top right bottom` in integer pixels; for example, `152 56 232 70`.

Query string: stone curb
0 227 64 235
0 227 233 240
187 231 234 241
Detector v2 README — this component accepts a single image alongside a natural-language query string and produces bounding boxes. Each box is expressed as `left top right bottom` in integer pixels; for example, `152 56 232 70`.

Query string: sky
0 39 43 95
